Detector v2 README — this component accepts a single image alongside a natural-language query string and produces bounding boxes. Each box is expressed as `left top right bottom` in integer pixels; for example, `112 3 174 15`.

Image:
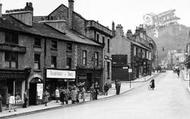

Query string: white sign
129 69 132 73
123 67 128 69
46 69 76 79
37 83 43 99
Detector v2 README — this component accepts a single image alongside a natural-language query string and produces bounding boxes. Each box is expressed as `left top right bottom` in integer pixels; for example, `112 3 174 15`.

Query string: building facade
34 0 113 88
0 2 103 106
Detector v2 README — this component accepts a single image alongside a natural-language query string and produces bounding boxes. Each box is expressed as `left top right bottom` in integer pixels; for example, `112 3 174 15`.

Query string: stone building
111 24 131 81
0 2 103 106
111 24 157 81
34 0 113 88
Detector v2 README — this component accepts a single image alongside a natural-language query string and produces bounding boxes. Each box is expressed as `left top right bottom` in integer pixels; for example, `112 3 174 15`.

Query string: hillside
147 24 190 64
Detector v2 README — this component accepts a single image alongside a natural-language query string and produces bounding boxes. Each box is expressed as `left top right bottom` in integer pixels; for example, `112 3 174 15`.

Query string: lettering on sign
46 69 76 79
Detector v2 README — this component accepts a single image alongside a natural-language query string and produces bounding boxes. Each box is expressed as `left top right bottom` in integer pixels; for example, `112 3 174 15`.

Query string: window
94 52 99 66
51 40 57 50
66 43 72 52
66 57 72 69
4 52 18 68
51 56 57 68
82 50 87 65
134 46 136 56
102 36 105 45
34 38 41 48
34 54 40 70
107 62 110 79
96 34 99 42
5 31 18 44
107 39 110 53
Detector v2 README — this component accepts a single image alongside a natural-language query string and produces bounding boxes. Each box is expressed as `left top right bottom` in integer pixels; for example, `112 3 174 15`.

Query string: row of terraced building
0 0 157 106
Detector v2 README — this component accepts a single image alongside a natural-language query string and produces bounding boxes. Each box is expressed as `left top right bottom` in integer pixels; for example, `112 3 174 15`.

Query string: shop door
29 83 37 105
87 73 92 90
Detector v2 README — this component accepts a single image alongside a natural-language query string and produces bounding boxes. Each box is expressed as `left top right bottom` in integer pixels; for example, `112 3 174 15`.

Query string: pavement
0 73 159 119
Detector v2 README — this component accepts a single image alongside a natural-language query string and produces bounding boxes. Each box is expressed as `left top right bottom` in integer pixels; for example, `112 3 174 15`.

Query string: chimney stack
112 21 115 37
68 0 74 29
0 4 2 17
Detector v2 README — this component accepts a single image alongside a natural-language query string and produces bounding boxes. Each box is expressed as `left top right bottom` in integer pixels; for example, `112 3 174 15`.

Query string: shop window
34 54 41 70
51 56 57 68
51 40 57 50
5 31 18 44
66 57 72 69
66 43 72 52
34 38 41 48
4 52 18 68
94 52 99 66
82 50 87 66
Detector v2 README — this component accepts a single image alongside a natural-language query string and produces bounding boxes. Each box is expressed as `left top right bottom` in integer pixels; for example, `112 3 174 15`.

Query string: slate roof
0 15 102 47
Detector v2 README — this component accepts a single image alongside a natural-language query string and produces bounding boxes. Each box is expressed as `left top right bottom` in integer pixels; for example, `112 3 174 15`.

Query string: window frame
34 53 41 70
82 50 87 66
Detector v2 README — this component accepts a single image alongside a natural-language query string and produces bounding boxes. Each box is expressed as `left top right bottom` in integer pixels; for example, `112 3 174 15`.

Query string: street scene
5 71 190 119
1 0 190 118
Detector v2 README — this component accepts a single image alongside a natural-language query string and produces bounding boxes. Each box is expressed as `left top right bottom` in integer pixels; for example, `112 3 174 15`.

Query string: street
11 71 190 119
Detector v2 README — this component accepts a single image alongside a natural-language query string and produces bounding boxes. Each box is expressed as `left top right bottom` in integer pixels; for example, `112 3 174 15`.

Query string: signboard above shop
46 69 76 79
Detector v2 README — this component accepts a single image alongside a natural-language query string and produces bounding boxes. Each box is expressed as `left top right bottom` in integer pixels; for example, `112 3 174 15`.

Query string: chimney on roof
0 3 2 17
116 24 124 37
112 21 115 37
68 0 74 29
6 2 33 26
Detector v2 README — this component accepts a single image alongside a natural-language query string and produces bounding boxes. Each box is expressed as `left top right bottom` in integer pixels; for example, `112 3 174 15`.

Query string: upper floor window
34 38 41 48
96 34 99 42
51 40 57 50
107 39 110 53
102 36 105 45
107 62 110 79
82 50 87 65
66 43 72 52
4 52 18 68
66 57 72 69
133 46 136 56
94 52 99 66
51 56 57 68
5 31 18 44
34 53 41 70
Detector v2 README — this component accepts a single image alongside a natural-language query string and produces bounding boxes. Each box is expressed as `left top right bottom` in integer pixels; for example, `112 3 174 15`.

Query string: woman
150 79 155 90
43 90 49 106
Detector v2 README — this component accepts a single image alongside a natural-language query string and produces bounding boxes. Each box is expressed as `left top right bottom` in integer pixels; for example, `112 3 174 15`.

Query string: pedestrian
104 83 109 96
9 94 16 112
94 82 100 100
43 90 49 106
71 86 77 104
6 93 10 109
81 87 86 102
0 94 2 112
150 79 155 90
23 90 28 108
115 80 121 95
64 88 69 104
177 68 180 77
55 87 60 103
90 85 95 100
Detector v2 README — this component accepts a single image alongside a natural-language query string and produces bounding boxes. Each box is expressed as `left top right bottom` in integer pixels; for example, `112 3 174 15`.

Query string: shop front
0 68 30 106
76 68 103 91
46 69 76 99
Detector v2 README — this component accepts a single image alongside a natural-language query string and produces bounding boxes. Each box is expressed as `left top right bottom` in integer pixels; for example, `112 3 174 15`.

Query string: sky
0 0 190 32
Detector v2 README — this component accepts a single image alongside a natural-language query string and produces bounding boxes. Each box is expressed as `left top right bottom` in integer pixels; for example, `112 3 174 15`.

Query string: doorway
29 83 37 105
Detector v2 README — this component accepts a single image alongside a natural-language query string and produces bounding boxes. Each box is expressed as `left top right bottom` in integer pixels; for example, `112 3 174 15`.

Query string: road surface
12 71 190 119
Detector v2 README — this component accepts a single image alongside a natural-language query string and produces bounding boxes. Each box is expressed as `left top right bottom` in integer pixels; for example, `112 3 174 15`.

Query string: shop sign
37 83 43 99
46 69 76 79
128 69 132 73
